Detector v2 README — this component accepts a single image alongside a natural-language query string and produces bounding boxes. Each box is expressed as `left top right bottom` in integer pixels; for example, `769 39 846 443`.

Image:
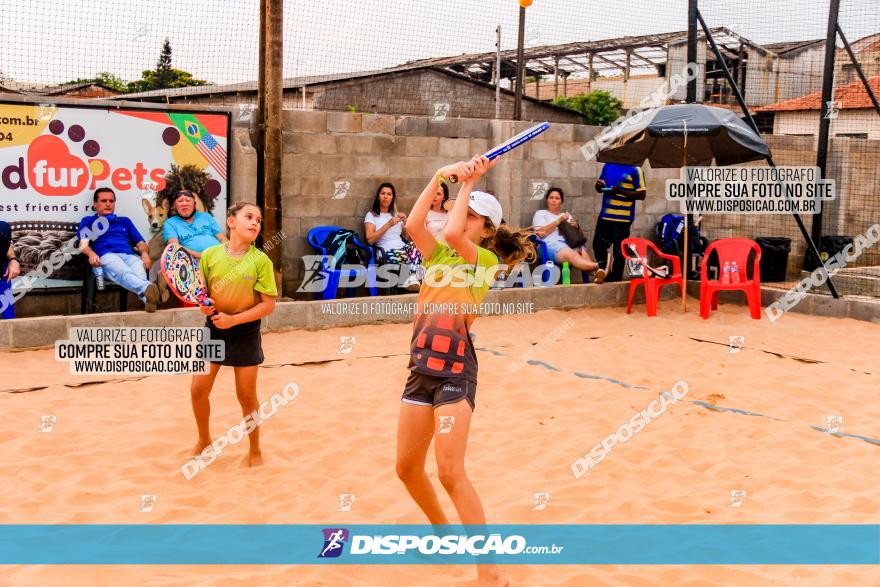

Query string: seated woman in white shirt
364 182 421 291
532 187 606 283
425 182 449 237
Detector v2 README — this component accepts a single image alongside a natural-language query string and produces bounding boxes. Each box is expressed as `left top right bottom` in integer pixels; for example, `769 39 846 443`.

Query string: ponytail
480 220 536 267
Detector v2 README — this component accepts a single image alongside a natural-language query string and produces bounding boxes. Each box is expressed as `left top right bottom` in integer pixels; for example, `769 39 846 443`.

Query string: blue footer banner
1 525 878 565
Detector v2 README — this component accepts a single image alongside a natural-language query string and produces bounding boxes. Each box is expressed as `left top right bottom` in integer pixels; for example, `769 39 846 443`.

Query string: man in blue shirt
162 189 226 258
593 163 647 282
78 188 160 312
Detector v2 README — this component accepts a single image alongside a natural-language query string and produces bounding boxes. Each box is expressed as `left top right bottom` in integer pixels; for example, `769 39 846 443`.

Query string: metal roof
2 80 121 95
756 75 880 112
114 65 434 100
116 28 744 101
762 39 824 55
109 27 828 103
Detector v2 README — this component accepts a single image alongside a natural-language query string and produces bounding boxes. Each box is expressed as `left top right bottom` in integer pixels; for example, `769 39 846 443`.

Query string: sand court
1 301 879 585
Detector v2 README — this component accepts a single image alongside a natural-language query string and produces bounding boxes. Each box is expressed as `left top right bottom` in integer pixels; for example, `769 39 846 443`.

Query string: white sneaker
402 274 421 292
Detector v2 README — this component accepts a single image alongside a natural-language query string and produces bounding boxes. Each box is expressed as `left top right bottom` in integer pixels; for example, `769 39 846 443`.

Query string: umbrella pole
683 212 688 311
681 125 689 312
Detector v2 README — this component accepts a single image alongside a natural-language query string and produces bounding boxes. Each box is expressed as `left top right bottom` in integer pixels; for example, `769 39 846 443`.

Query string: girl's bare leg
396 402 449 525
190 362 222 455
233 365 263 467
434 400 508 586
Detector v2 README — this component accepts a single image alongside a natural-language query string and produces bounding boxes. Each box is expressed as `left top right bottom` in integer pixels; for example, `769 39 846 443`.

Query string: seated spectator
425 182 449 237
0 220 19 319
78 187 161 312
162 189 227 258
364 182 421 291
532 187 606 283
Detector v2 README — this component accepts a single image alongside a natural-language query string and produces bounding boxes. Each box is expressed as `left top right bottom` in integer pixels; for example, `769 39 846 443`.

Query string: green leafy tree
126 39 208 93
60 72 128 92
552 90 623 125
94 72 127 92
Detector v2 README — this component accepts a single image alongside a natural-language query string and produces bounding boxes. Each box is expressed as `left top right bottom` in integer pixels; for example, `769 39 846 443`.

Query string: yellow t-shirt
200 244 277 315
408 242 499 382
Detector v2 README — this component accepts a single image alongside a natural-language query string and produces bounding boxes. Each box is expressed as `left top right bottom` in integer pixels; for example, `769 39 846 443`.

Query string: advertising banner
0 102 229 286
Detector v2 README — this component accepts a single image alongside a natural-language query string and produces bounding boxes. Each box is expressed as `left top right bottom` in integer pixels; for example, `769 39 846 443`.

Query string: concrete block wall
699 134 880 280
229 104 259 204
166 69 582 126
827 138 880 269
279 111 685 296
700 135 816 279
314 69 582 124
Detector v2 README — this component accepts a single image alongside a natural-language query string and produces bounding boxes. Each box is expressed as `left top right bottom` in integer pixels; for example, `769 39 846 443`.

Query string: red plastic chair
621 237 683 317
700 238 762 320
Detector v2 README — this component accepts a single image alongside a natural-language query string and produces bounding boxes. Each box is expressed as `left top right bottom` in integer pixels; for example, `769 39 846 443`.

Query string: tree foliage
552 90 623 125
125 38 208 93
60 72 127 92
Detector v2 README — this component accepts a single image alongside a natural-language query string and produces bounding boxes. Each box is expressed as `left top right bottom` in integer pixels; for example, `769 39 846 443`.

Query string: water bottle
94 266 106 290
731 261 740 284
561 262 571 286
722 261 731 284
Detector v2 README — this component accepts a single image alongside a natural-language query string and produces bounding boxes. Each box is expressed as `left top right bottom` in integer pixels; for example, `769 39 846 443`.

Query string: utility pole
812 0 841 264
258 0 283 285
255 0 266 220
686 0 698 103
513 6 526 120
682 0 699 310
495 25 502 119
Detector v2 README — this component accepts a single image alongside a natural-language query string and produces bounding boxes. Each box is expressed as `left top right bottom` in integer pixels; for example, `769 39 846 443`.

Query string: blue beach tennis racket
447 121 551 183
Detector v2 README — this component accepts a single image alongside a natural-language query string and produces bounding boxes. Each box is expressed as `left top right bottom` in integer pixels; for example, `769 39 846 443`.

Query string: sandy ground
1 298 879 586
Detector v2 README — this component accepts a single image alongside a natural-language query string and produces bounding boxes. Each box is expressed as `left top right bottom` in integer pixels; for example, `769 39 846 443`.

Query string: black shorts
205 317 264 367
402 371 476 411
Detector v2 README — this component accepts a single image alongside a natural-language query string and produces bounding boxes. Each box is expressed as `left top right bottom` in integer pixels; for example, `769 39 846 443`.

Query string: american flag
195 132 227 180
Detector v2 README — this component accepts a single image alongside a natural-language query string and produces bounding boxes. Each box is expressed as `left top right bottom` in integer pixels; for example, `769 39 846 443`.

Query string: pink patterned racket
160 242 211 306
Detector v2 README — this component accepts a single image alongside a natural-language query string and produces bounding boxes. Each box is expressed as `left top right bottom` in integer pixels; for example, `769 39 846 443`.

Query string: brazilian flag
169 113 207 147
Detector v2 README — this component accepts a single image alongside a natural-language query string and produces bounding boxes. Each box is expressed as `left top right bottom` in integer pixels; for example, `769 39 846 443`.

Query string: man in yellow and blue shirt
593 163 646 282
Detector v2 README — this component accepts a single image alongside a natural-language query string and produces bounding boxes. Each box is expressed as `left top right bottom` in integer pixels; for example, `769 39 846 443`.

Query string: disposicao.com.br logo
298 255 567 292
317 528 563 559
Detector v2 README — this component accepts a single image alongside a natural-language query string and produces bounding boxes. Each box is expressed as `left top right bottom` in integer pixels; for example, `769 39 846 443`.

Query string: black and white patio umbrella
596 103 770 168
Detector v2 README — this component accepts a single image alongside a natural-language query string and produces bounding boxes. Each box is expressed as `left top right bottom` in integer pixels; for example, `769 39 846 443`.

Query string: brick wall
276 110 684 297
